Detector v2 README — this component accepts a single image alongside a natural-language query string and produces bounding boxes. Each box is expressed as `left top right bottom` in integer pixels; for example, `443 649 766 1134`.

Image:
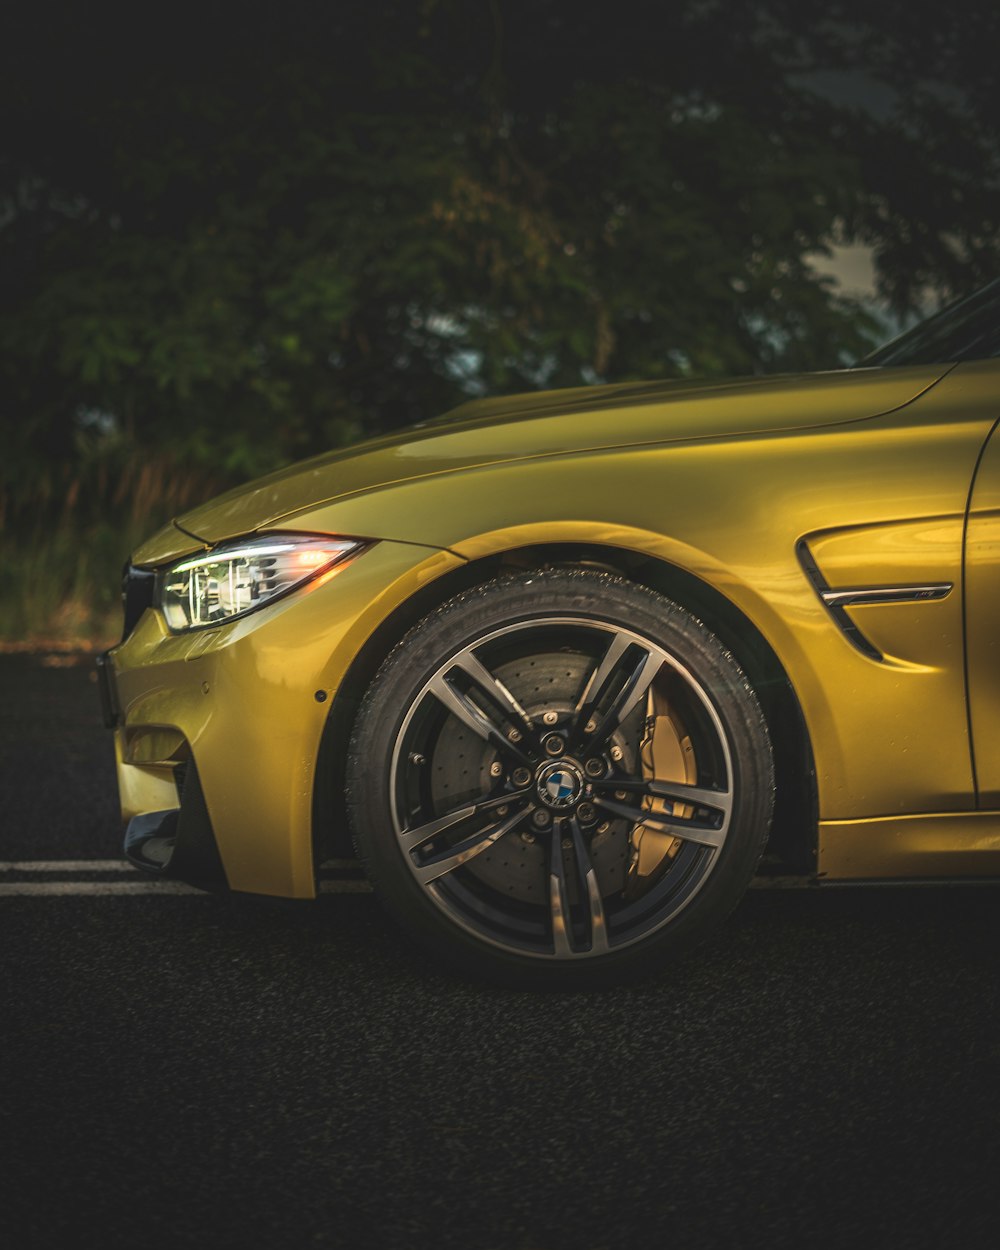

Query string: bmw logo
536 760 584 810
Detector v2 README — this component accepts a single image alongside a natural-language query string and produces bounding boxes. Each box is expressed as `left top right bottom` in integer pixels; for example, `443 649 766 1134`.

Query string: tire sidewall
346 569 774 987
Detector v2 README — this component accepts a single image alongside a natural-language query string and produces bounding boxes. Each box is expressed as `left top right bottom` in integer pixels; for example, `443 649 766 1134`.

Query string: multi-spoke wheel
347 569 774 986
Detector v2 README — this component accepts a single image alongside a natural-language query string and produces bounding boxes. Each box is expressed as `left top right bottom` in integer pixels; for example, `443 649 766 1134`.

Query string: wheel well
313 543 817 875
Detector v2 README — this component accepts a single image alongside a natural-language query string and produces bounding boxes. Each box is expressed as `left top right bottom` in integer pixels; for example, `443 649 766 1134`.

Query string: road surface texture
2 653 998 1249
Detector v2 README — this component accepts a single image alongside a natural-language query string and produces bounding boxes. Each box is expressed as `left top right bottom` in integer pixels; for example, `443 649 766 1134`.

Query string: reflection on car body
100 280 1000 985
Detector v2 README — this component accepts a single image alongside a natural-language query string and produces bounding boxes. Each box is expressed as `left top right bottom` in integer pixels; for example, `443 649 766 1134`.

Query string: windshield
862 278 1000 367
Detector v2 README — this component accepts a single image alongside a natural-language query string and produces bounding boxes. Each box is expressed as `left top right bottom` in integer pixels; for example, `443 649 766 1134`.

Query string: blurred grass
0 447 231 645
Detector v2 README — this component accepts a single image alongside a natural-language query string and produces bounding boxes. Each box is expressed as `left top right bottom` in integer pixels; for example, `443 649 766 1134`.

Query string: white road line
0 859 135 873
1 879 372 897
0 881 206 896
0 858 363 874
0 854 372 897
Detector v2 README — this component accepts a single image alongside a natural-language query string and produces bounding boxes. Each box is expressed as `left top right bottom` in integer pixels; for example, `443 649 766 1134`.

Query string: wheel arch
313 541 817 875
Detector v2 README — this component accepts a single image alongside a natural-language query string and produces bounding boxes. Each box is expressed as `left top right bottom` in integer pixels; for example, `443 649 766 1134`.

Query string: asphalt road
2 653 999 1249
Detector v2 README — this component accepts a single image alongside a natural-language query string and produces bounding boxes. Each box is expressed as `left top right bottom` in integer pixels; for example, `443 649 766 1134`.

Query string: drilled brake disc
429 651 641 904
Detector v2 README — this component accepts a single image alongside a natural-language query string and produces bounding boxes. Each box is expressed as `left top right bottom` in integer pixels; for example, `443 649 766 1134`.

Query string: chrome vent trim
797 540 954 662
820 584 952 608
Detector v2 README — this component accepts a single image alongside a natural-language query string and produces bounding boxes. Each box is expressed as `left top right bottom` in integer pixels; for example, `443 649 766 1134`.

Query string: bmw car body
98 282 1000 979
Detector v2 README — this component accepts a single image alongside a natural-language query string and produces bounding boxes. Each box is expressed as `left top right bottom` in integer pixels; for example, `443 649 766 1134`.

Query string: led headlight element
159 534 363 631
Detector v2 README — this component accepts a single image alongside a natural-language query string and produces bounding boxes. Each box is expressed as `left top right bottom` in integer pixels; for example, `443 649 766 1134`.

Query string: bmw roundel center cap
535 759 585 810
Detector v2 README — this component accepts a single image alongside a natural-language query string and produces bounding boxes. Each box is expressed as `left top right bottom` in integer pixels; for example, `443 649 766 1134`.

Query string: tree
1 0 997 484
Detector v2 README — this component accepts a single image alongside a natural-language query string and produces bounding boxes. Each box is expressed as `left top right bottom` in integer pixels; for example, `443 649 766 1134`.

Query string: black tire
346 569 774 987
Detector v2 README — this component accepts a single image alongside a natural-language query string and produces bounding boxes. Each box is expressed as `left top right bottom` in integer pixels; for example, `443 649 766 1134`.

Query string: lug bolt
562 838 573 850
513 766 532 787
496 805 509 816
584 758 605 778
542 710 559 726
489 760 503 778
532 809 552 829
543 734 565 756
610 745 624 762
577 802 596 824
596 821 611 834
521 831 537 844
508 728 522 743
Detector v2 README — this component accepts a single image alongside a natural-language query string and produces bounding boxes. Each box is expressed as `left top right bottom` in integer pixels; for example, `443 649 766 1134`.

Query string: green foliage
0 436 231 642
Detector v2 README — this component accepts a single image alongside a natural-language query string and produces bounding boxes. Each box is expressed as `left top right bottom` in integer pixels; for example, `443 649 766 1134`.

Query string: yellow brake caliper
625 680 695 894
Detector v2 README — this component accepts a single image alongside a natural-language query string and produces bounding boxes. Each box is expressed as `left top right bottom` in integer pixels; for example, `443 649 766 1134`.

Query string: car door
962 359 1000 807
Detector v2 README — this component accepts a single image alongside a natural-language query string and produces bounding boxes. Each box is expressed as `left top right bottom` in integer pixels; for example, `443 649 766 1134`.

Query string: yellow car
99 281 1000 985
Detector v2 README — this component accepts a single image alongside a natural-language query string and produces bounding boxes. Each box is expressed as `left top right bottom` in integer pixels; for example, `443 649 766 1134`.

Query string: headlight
158 534 365 632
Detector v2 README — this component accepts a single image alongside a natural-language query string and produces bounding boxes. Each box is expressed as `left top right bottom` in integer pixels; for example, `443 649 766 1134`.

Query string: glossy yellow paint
141 365 946 553
111 541 464 896
134 521 211 568
113 357 1000 889
820 812 1000 878
123 726 188 765
282 376 996 823
115 734 178 824
805 516 964 667
807 516 963 588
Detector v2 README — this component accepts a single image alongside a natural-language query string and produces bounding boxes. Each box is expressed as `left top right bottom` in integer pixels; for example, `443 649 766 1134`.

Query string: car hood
139 364 948 561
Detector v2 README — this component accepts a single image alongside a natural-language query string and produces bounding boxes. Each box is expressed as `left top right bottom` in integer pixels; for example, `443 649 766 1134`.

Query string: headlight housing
158 533 364 632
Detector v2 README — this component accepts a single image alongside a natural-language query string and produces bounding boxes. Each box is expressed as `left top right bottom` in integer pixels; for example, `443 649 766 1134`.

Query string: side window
864 279 1000 367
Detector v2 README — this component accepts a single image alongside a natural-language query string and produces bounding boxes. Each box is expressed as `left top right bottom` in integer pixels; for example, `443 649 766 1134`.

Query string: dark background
1 0 998 639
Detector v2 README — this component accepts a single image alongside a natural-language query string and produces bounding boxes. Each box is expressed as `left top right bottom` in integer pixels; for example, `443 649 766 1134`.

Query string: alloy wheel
388 617 735 961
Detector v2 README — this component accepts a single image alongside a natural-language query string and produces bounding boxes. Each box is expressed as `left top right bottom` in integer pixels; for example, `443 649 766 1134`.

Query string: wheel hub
535 758 587 810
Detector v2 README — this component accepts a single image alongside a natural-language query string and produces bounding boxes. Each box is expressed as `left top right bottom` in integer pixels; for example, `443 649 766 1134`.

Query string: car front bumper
101 538 463 898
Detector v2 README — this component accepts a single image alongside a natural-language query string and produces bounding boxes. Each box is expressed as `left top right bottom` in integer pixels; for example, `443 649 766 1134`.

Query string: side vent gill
796 540 952 663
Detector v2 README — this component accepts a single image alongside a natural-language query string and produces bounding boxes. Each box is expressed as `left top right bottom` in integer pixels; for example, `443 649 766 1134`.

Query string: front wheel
347 569 774 987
